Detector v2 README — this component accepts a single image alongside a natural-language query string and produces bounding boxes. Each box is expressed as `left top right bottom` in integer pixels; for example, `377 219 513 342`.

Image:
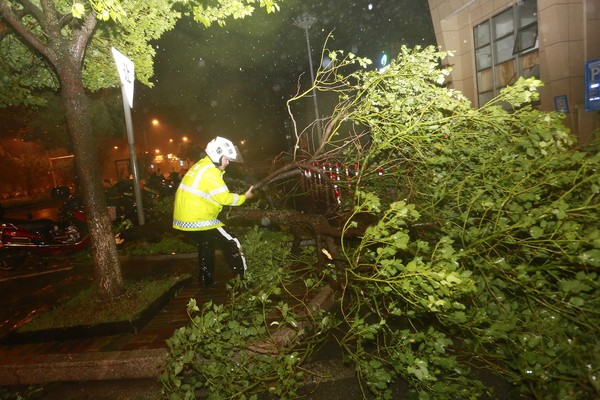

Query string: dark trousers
184 227 247 286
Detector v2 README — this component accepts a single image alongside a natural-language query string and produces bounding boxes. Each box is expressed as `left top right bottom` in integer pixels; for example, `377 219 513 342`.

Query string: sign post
111 47 145 225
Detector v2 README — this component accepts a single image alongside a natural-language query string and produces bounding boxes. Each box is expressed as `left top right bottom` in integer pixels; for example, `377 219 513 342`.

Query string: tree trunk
57 59 124 300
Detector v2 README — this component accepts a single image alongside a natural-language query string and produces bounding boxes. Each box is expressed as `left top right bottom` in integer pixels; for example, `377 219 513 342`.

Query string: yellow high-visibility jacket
173 156 247 231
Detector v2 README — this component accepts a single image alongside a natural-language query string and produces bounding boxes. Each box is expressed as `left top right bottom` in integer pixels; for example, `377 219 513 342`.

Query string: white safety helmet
205 136 240 164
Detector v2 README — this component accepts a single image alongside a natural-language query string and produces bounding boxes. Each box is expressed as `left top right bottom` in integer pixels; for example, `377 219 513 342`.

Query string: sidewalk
0 255 227 386
0 253 352 399
0 254 517 400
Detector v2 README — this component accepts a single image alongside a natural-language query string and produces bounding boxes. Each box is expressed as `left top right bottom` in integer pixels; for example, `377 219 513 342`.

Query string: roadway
2 199 61 220
0 200 85 338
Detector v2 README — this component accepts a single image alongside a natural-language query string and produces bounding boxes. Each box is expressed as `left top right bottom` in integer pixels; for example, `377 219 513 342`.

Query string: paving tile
0 255 315 378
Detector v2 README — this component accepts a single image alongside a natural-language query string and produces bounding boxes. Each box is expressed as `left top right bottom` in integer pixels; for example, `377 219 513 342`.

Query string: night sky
134 0 436 160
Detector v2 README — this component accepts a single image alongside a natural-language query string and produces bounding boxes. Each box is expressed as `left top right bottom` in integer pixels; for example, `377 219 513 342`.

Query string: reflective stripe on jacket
173 156 246 231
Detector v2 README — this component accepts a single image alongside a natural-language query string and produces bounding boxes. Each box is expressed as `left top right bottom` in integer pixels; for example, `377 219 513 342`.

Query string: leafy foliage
323 46 599 399
0 35 59 107
0 0 283 106
163 46 599 399
160 227 332 400
185 0 281 27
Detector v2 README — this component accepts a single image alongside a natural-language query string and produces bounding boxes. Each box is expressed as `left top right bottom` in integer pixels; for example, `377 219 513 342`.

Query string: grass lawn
10 218 194 334
17 274 191 333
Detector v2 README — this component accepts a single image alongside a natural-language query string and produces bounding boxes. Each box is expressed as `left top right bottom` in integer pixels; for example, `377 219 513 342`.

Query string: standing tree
0 0 281 299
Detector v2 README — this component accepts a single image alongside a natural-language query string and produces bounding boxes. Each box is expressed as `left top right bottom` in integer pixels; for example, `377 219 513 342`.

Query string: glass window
476 45 492 70
495 60 517 88
521 63 540 80
474 22 490 48
477 69 494 93
517 0 537 28
520 51 539 71
513 24 537 54
495 35 515 64
478 91 495 106
493 9 513 39
519 51 540 79
474 1 538 107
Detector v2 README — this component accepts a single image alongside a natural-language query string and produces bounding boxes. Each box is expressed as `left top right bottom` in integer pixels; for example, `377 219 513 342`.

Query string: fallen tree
161 46 600 400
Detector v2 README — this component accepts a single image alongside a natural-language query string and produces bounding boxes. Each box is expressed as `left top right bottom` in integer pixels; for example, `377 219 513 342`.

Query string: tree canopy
0 0 281 107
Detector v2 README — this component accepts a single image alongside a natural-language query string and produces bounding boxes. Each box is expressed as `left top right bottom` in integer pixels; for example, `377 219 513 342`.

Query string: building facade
428 0 600 144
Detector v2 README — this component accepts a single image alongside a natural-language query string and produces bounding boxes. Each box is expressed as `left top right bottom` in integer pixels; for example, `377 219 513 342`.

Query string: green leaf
530 226 544 239
559 279 592 294
569 296 585 306
72 3 85 18
580 249 600 267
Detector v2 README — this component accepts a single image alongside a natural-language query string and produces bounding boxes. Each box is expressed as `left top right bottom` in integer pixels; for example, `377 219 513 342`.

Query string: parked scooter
104 178 156 226
0 198 89 270
145 171 181 197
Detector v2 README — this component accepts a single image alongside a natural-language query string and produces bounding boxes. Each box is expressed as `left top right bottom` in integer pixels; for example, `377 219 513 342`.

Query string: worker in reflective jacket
173 136 253 286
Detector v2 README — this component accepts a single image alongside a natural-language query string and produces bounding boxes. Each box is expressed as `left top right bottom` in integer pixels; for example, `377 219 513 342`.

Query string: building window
474 0 539 106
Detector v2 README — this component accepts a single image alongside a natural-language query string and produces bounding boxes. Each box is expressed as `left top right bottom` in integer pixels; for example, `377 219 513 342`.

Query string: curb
119 252 196 262
0 348 168 385
2 277 191 345
0 283 337 387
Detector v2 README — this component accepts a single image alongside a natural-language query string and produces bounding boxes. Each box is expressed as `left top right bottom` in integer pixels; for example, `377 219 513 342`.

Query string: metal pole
49 158 57 188
294 15 322 153
49 155 75 188
120 84 145 226
143 125 148 153
303 28 323 152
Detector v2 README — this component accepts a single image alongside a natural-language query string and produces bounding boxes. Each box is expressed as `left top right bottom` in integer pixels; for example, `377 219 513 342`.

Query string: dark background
133 0 436 159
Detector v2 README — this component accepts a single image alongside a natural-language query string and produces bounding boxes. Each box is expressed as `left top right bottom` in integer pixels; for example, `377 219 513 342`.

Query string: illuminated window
474 0 539 106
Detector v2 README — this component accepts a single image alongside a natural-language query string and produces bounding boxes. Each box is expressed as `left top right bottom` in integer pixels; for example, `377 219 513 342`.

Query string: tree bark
1 0 125 300
55 56 124 299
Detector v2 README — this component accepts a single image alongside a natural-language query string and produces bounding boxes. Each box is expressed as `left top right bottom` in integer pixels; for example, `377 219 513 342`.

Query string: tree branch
72 11 97 63
0 0 50 59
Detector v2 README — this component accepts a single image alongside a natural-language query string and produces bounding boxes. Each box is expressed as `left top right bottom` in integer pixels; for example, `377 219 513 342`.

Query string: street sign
554 95 569 113
111 47 135 109
585 58 600 111
110 47 144 225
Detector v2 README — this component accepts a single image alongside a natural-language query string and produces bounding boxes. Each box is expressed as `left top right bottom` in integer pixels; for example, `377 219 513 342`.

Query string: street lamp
141 118 160 154
294 14 322 153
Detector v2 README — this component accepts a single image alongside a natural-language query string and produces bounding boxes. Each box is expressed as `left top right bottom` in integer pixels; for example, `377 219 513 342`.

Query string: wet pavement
0 252 520 399
0 254 224 356
0 253 373 399
0 206 384 398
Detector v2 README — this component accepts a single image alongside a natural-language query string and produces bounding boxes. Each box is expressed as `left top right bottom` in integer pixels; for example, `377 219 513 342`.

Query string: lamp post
145 118 159 153
294 14 322 153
